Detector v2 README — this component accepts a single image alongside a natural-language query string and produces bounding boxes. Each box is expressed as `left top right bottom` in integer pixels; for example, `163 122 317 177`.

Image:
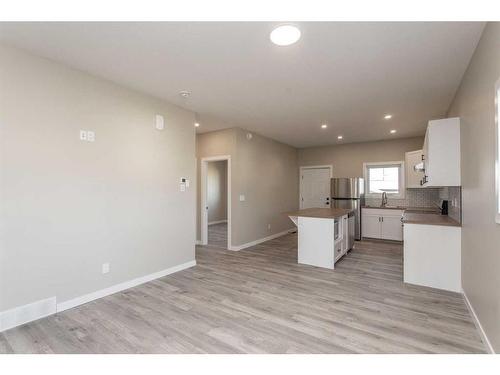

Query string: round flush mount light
179 90 191 98
337 135 343 140
270 25 301 46
390 129 397 134
194 122 200 128
384 114 393 120
321 124 328 129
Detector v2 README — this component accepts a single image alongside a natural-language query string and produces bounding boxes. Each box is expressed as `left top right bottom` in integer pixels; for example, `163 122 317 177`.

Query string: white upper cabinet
405 150 425 188
421 117 461 187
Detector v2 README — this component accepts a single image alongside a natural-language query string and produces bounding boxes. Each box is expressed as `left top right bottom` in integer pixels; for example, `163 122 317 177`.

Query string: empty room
1 1 499 372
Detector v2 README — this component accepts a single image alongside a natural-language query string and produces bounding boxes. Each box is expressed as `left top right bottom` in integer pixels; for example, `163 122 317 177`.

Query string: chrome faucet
381 191 388 207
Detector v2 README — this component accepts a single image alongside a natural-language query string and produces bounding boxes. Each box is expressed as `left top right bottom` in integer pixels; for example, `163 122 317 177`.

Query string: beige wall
207 160 227 223
298 137 424 177
446 22 500 353
0 45 196 311
196 128 298 247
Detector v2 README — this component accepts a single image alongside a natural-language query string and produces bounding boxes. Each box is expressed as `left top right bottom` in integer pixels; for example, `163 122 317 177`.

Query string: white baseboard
57 260 196 312
0 296 56 333
229 229 293 251
463 290 495 354
208 220 227 226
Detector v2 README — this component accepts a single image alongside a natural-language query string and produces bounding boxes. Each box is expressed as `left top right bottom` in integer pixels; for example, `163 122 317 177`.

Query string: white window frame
495 78 500 224
363 161 406 199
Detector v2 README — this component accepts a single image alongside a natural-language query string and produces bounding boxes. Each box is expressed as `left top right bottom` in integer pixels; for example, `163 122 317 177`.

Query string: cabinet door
380 216 403 241
405 150 425 188
362 215 381 239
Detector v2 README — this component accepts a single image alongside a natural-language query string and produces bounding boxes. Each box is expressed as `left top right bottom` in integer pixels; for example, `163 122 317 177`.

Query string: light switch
239 194 246 202
155 115 164 130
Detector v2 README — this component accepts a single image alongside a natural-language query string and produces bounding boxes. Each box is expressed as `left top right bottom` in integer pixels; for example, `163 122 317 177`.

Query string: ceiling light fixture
384 114 393 119
321 124 328 129
337 135 343 140
270 25 301 46
194 122 200 128
179 90 191 98
390 129 397 134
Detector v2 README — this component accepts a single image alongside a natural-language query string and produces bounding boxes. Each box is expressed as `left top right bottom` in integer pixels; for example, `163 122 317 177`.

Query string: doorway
299 165 333 209
201 156 231 249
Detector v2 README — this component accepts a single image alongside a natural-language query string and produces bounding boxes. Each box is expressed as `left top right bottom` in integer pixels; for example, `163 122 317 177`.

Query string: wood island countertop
286 207 353 219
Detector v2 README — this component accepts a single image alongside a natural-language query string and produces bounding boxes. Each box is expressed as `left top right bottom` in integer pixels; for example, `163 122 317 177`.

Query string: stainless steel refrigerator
331 178 365 241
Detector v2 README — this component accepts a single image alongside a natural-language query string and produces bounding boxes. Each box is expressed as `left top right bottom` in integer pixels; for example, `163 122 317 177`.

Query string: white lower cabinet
380 215 404 240
361 209 403 241
403 223 461 292
361 214 381 238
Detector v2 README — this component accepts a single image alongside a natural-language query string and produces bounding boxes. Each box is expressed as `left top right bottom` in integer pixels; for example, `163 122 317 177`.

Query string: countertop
402 212 461 227
362 205 439 213
362 205 461 227
286 207 353 219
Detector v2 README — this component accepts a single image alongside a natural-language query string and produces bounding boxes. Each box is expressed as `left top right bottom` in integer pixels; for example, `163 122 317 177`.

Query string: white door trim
201 155 231 248
299 165 333 209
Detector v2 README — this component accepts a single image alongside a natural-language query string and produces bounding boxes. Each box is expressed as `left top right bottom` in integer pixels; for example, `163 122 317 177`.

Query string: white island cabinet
287 208 353 269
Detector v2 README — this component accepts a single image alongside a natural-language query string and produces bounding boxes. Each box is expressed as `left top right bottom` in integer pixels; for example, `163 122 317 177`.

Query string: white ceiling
0 22 484 148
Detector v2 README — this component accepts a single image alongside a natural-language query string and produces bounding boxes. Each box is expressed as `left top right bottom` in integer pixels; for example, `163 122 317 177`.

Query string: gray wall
446 22 500 352
207 160 227 223
298 137 424 178
0 45 196 311
196 128 298 247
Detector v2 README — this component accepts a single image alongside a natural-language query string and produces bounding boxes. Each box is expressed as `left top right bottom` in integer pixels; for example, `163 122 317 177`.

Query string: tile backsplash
365 188 441 208
364 187 462 223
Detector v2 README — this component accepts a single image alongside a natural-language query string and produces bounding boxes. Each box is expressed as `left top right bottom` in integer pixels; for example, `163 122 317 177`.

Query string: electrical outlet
79 130 87 141
102 262 110 274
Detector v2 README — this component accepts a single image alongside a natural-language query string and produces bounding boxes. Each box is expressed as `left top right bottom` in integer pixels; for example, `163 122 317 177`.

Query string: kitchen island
287 208 353 269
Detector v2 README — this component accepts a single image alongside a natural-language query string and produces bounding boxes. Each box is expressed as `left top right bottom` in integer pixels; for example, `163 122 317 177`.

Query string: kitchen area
292 117 463 293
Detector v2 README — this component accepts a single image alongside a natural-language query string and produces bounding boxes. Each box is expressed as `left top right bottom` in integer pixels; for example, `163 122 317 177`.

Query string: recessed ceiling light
337 135 343 140
321 124 328 129
179 90 191 98
270 25 301 46
194 122 200 128
384 114 393 120
390 129 397 134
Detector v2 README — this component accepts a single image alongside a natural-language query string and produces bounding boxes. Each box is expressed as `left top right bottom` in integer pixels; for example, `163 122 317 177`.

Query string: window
496 79 500 224
364 161 405 199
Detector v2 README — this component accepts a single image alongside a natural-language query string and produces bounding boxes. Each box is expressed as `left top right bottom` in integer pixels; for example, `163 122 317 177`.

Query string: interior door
300 168 331 209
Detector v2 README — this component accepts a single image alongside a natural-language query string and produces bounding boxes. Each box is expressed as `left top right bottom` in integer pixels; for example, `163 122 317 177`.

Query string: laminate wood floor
208 222 227 249
0 234 486 354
